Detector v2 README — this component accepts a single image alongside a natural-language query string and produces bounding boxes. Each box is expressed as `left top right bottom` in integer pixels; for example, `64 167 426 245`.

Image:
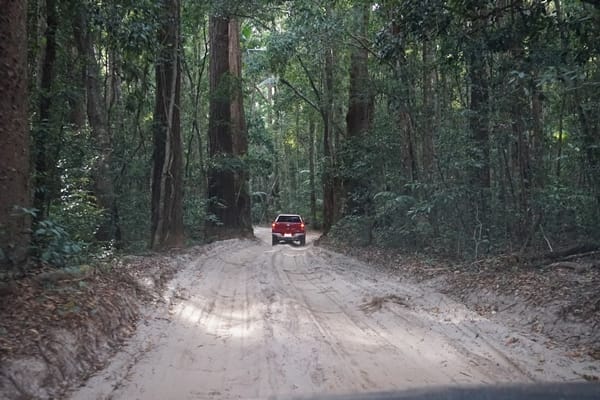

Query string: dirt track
69 228 590 399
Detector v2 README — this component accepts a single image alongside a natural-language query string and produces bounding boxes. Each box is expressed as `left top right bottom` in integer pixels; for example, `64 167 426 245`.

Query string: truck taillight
272 222 276 229
301 223 305 229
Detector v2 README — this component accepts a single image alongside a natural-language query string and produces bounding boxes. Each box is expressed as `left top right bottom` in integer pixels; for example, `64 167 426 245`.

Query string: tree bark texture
207 15 252 236
73 5 119 243
228 18 252 233
345 2 372 215
33 0 57 221
0 0 30 270
151 0 185 249
208 16 235 229
322 44 337 233
346 3 372 139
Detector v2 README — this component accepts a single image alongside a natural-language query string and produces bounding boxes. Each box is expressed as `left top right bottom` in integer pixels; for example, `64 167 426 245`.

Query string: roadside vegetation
2 1 599 270
0 0 599 397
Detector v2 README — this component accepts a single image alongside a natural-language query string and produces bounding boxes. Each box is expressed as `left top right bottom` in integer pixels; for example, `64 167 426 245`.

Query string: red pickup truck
271 214 306 246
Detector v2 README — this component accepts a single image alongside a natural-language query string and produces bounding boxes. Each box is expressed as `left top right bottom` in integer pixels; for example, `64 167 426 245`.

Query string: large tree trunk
151 0 184 249
346 3 371 139
322 44 336 233
0 0 30 270
345 2 372 215
208 16 235 230
32 0 57 221
321 3 343 234
73 5 119 244
207 15 252 237
228 18 252 233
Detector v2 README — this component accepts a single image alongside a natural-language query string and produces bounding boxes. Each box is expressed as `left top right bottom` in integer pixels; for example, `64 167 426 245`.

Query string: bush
32 219 84 267
329 215 373 247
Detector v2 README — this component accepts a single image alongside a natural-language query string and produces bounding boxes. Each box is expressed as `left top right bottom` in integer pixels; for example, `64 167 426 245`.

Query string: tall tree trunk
390 22 418 184
556 96 565 178
345 2 372 215
511 86 530 238
309 116 317 226
0 0 30 270
421 40 436 180
422 40 440 236
322 43 336 233
292 107 300 198
73 5 119 244
345 3 371 139
208 16 233 230
151 0 184 249
530 79 544 190
207 15 252 237
228 18 252 233
320 3 344 233
554 0 566 181
32 0 57 221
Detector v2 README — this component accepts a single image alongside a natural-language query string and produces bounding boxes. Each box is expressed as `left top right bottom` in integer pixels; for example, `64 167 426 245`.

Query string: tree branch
297 55 321 104
278 77 321 114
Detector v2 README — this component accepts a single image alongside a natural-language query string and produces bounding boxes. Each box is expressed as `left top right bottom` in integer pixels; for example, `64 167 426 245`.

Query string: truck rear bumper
272 233 305 243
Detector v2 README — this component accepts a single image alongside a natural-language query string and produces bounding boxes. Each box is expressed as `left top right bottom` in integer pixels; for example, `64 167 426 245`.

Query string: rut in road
69 228 585 400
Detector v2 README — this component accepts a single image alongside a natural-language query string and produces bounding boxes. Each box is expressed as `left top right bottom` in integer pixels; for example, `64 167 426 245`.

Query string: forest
1 0 599 272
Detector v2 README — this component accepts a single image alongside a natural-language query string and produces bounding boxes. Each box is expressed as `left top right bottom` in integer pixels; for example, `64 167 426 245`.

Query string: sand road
69 227 586 399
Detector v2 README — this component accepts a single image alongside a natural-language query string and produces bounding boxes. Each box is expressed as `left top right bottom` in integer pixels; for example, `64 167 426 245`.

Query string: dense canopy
1 0 599 270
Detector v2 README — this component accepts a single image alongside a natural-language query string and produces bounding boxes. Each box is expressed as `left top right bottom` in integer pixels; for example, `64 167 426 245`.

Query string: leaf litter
0 246 206 400
320 238 600 369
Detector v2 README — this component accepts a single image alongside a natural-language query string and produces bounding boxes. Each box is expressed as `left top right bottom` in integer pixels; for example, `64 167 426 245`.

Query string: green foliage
32 219 84 267
251 191 269 223
184 195 208 240
116 182 151 250
33 162 106 266
247 113 274 175
329 215 372 247
208 154 248 174
21 0 600 260
369 192 421 248
52 178 104 244
537 183 600 240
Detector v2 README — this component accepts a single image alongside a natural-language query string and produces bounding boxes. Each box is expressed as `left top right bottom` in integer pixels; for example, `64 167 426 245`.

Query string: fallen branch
498 302 519 312
559 250 600 261
544 243 599 260
545 261 596 272
539 224 553 252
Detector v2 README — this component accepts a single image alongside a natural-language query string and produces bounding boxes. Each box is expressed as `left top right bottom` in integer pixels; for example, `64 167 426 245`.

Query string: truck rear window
276 215 301 223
